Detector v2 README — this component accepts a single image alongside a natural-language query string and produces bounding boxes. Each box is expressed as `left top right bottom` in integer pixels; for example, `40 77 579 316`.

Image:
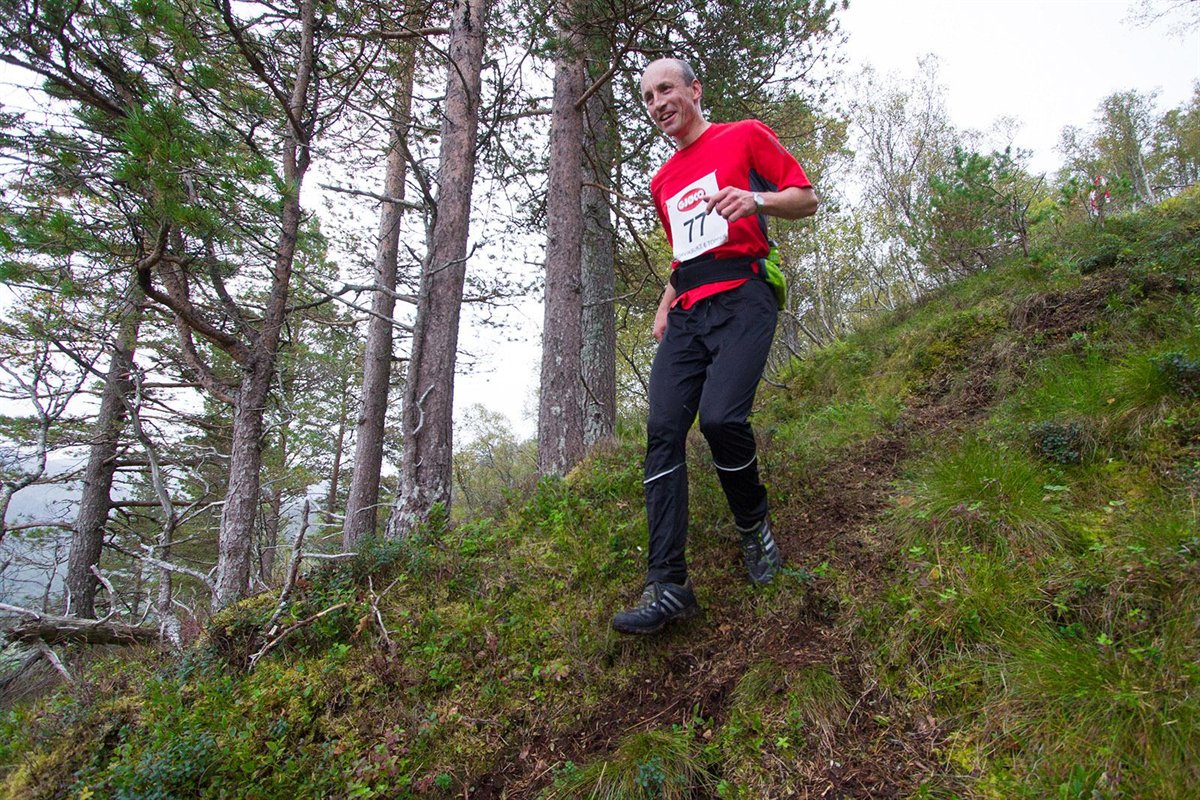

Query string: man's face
640 61 701 141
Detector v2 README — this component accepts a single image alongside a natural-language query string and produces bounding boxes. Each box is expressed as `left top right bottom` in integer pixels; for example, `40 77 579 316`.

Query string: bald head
641 58 707 146
642 58 697 87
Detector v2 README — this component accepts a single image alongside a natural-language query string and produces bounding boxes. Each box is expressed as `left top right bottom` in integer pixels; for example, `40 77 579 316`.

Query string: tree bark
215 363 274 605
260 426 287 584
342 29 422 549
537 21 587 476
386 0 488 536
324 381 349 528
580 76 617 447
63 281 142 618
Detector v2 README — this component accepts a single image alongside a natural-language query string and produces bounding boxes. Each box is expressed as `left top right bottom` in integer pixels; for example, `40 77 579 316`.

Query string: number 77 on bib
666 171 729 262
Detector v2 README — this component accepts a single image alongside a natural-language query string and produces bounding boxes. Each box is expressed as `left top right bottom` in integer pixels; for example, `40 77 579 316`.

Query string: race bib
666 171 728 262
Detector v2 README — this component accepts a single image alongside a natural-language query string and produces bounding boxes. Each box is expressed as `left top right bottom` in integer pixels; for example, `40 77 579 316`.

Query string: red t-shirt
650 120 812 308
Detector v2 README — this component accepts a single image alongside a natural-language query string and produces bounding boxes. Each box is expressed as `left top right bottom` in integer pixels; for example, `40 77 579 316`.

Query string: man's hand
703 187 757 223
653 305 669 342
653 282 677 342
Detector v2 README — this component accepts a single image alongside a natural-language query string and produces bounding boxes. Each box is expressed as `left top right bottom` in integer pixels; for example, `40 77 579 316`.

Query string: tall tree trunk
342 31 421 549
386 0 487 536
63 281 142 618
537 22 587 476
213 0 315 608
215 362 275 605
580 76 617 447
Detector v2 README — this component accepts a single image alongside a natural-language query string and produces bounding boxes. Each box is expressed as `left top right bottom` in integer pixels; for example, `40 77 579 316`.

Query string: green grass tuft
896 435 1071 555
979 620 1200 799
541 728 713 800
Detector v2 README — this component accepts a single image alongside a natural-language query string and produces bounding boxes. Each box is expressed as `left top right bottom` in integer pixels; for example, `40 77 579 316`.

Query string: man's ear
691 80 702 104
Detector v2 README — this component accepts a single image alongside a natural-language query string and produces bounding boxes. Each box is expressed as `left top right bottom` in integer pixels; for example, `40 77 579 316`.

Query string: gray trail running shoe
611 581 700 635
739 518 782 585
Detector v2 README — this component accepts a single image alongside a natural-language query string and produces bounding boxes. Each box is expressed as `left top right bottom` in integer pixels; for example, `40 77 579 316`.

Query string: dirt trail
471 424 933 798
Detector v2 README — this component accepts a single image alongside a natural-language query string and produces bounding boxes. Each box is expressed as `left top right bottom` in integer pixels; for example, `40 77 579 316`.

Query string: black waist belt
669 256 762 296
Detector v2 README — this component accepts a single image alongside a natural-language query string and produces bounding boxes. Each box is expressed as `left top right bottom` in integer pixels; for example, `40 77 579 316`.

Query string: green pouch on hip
762 243 786 310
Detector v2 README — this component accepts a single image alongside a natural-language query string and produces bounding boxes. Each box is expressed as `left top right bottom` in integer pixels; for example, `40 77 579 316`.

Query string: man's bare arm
704 185 818 223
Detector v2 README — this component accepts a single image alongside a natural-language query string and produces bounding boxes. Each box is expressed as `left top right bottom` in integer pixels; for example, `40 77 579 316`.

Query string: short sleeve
748 121 812 192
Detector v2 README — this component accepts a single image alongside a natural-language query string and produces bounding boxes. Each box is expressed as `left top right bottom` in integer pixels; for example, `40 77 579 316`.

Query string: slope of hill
2 190 1198 799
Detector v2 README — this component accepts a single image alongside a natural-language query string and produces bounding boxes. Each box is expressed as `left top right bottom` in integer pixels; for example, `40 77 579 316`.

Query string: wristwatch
752 192 765 211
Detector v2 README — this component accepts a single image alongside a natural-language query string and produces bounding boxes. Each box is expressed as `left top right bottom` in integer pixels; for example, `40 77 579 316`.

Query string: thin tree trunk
213 0 315 608
260 487 282 583
324 377 349 528
215 365 275 605
129 556 142 621
63 281 142 618
342 30 421 549
156 533 179 646
387 0 487 536
260 427 287 583
126 360 182 645
537 21 587 476
580 76 617 448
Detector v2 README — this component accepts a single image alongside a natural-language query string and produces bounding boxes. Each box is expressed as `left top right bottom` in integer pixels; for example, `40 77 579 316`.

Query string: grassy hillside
2 190 1198 799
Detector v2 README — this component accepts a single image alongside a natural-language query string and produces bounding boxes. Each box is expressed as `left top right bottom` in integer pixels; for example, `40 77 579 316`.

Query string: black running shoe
611 581 699 635
739 518 782 585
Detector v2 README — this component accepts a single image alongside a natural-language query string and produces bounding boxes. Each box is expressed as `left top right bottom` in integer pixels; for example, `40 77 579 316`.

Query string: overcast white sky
839 0 1199 172
463 0 1200 437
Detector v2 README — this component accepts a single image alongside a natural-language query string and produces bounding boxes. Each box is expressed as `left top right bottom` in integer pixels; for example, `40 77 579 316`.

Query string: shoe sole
611 604 701 635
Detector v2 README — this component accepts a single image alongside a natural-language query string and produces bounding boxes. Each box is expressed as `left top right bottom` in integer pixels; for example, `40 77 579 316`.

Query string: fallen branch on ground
248 602 349 669
0 603 163 646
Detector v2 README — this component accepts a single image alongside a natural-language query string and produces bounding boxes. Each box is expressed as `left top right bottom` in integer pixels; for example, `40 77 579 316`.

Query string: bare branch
376 27 451 40
36 642 73 683
259 498 311 641
319 182 426 211
89 565 117 607
3 521 74 532
367 575 400 654
248 602 349 669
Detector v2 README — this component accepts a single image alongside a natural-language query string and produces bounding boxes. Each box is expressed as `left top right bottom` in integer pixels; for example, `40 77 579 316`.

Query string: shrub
104 730 217 800
1029 420 1091 465
1152 352 1200 398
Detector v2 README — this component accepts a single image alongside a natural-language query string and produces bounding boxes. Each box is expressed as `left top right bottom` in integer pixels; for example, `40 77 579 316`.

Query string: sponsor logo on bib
676 189 706 213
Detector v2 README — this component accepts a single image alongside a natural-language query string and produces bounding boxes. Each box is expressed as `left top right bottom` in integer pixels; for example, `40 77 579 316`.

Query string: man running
612 58 819 635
